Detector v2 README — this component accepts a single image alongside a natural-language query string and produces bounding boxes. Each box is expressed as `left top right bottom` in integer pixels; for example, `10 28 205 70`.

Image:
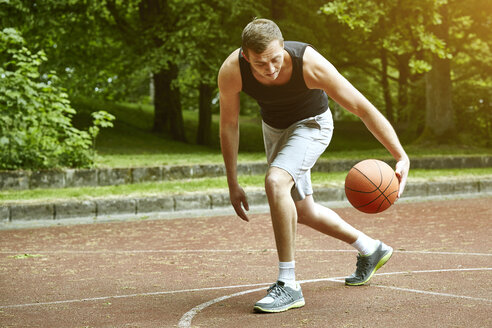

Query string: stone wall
1 178 491 222
1 156 490 191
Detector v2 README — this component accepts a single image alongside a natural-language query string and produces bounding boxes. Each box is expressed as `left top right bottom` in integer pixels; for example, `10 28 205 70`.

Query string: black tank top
239 41 328 129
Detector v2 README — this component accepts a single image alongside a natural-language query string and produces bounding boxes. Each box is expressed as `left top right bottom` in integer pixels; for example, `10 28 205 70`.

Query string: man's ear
241 49 250 62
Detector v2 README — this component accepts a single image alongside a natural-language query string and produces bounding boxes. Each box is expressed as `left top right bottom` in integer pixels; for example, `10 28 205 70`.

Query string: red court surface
0 196 491 327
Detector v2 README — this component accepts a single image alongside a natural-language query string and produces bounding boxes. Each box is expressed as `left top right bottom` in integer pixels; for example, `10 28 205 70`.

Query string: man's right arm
218 50 250 221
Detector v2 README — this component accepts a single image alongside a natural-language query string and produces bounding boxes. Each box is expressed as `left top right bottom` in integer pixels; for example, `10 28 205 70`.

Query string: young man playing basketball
218 18 410 313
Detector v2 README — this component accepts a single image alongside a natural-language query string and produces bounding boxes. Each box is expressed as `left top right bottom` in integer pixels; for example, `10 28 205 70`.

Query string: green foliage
321 0 385 33
453 80 492 146
1 0 491 157
0 28 113 170
320 0 453 73
88 110 116 159
320 0 492 141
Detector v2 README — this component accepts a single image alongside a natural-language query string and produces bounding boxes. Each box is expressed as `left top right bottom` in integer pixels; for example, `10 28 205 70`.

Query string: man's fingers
242 198 249 212
229 186 250 222
233 204 249 222
397 175 407 198
395 160 409 199
232 199 249 222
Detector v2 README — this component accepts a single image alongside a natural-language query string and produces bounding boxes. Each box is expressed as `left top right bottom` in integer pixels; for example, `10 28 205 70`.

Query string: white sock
278 261 297 289
351 233 379 256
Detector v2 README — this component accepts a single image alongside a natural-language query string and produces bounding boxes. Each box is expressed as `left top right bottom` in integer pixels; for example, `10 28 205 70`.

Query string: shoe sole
253 299 305 313
345 246 393 286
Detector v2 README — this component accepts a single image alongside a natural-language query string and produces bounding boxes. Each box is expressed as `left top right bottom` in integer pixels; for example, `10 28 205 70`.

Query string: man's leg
295 195 359 243
253 167 306 313
255 111 331 312
295 195 393 286
265 167 297 262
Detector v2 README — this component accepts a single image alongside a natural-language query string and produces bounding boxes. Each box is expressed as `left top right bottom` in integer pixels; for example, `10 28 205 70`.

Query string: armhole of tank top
283 45 301 86
297 44 310 89
238 49 247 91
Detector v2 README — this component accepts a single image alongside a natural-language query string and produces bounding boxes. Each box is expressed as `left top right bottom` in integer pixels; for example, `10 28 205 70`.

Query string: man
218 18 410 313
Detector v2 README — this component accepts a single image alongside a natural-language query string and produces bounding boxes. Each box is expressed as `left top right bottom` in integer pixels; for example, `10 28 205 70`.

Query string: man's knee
265 167 293 194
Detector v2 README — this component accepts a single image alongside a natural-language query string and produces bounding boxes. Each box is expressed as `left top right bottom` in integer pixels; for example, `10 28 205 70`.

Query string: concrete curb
1 156 490 191
1 178 491 226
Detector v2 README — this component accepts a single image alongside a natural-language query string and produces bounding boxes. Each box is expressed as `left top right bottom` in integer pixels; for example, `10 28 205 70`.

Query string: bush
0 28 113 170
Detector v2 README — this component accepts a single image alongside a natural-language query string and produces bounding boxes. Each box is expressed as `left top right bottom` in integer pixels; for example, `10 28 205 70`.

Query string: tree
103 0 187 141
320 0 400 123
3 0 489 150
424 2 454 139
176 0 261 145
1 0 190 142
0 28 113 169
447 0 492 144
0 1 132 99
320 0 492 142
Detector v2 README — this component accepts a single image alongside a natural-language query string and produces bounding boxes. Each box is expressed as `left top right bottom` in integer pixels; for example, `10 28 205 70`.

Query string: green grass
1 100 487 206
2 168 491 204
10 98 482 204
71 98 492 167
2 98 486 204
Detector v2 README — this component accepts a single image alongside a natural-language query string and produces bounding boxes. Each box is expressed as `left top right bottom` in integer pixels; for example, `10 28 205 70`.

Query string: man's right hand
229 185 250 222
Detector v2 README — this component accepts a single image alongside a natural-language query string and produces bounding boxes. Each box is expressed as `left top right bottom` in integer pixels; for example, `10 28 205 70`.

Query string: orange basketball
345 159 399 214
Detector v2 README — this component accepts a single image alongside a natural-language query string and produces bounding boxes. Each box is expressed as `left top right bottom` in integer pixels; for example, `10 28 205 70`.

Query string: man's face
244 40 284 81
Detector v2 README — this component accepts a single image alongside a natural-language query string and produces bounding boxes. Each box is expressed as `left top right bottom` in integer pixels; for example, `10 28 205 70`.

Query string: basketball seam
346 165 384 210
345 166 381 193
375 160 396 207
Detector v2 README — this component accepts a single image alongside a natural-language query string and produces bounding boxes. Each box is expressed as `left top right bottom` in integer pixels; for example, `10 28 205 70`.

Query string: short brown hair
241 18 284 55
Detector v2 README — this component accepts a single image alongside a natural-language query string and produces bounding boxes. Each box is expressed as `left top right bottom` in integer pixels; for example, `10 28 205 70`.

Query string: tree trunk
396 53 411 120
152 65 187 142
380 47 394 124
196 83 213 145
139 0 186 142
423 4 455 140
424 55 454 138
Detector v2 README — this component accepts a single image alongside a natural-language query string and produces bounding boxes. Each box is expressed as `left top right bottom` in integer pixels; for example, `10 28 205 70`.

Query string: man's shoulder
220 49 241 74
301 45 337 90
302 45 327 68
218 48 242 92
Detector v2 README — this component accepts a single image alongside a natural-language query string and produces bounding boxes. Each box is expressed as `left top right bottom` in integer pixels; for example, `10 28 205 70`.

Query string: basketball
345 159 399 214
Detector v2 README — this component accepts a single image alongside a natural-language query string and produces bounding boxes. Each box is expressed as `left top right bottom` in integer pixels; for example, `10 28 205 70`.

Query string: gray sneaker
254 281 305 313
345 241 393 286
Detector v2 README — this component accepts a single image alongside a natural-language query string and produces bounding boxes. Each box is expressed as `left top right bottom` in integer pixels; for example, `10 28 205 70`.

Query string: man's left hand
395 158 410 199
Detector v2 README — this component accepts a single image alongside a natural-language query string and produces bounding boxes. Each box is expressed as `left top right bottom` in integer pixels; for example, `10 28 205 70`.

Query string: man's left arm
303 47 410 197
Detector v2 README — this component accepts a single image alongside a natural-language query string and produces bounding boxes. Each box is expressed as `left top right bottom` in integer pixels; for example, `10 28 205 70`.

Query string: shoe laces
355 254 370 276
267 282 292 301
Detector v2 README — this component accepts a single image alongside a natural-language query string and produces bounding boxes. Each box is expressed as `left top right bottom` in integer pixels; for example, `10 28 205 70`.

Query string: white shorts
262 109 334 201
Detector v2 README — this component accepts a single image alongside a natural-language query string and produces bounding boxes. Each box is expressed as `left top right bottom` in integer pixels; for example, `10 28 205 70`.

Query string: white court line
2 268 490 311
178 268 492 328
177 287 268 328
1 249 491 256
0 282 272 309
0 249 266 254
394 250 492 257
373 285 492 302
177 278 351 328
